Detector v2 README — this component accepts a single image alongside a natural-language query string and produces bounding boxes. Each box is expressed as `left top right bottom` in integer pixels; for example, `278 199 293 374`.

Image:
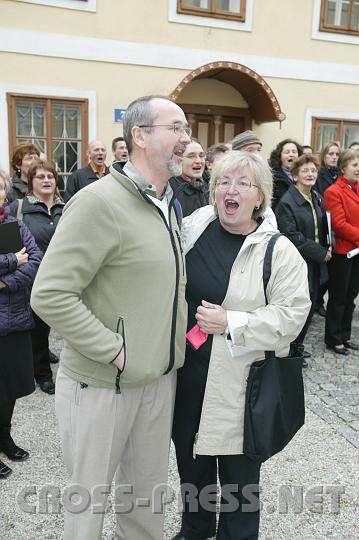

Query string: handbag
243 233 305 462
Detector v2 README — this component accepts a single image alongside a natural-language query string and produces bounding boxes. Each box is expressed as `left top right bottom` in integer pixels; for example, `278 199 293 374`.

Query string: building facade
1 0 359 189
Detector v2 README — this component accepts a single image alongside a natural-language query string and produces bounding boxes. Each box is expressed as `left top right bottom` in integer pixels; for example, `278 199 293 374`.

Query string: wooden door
179 104 251 150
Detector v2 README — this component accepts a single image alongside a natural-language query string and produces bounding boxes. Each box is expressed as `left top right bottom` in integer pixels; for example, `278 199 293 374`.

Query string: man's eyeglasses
139 124 192 137
216 178 258 192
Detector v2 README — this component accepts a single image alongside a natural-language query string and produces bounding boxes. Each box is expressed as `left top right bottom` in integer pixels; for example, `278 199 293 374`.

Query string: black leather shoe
303 350 311 358
49 351 59 364
317 306 326 317
327 345 349 356
302 358 308 368
0 432 29 461
344 341 359 350
39 380 55 395
0 460 12 478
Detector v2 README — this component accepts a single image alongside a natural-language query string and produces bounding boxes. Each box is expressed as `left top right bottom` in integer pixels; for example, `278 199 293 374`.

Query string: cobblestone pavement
0 308 358 539
304 308 359 450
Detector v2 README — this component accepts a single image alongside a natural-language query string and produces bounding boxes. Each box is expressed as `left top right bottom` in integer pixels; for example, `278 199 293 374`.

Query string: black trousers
325 254 359 347
295 267 319 345
0 399 15 429
173 362 261 540
31 311 53 383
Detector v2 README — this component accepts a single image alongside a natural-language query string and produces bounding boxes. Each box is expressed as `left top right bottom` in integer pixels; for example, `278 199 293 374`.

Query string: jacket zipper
175 229 185 276
115 317 126 394
137 191 181 375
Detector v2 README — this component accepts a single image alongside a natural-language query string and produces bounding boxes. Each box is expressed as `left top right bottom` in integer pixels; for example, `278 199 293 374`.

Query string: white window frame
13 0 96 12
0 83 96 174
304 108 359 146
169 0 253 32
312 0 359 44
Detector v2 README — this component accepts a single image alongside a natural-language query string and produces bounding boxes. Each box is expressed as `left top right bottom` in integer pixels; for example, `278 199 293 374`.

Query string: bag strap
16 198 23 221
263 233 286 360
263 232 283 306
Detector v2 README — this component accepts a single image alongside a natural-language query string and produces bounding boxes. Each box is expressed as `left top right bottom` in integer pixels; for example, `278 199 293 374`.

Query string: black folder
0 221 23 255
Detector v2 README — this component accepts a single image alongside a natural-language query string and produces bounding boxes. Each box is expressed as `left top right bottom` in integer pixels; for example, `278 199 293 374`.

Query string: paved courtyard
0 309 358 539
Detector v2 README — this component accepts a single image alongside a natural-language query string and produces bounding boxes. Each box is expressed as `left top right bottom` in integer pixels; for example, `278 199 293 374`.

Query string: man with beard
170 138 208 217
31 95 190 540
64 139 109 201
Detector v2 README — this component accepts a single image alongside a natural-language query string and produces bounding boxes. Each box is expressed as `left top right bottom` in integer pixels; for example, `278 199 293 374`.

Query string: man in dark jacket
170 138 208 217
64 140 109 202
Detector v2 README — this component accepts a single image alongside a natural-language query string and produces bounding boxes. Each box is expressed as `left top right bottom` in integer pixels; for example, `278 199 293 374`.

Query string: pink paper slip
186 324 208 350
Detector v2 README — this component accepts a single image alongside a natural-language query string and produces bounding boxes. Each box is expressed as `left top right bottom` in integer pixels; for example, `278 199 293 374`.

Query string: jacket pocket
115 317 127 394
116 317 127 371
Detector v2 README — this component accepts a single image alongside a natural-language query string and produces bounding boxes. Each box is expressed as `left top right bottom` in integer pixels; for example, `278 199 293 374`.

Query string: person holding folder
275 154 332 365
324 149 359 354
0 170 42 479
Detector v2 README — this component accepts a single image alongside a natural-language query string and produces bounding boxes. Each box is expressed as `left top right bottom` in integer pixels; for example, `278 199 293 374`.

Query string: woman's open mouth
225 200 239 214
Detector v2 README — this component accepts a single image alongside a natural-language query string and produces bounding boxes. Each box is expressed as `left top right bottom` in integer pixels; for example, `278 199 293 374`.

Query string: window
177 0 246 21
320 0 359 35
13 1 96 12
7 94 88 191
311 117 359 151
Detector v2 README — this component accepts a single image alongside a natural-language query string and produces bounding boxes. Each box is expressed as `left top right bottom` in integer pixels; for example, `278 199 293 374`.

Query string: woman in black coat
8 160 64 395
269 138 303 210
0 170 42 478
275 155 332 364
169 139 208 217
315 141 340 196
314 142 340 316
7 142 40 203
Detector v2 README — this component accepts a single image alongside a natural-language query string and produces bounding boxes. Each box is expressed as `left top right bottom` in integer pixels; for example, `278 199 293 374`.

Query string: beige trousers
55 367 176 540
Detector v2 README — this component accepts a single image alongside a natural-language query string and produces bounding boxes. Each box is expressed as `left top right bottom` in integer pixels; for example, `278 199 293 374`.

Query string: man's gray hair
123 95 173 155
209 151 273 220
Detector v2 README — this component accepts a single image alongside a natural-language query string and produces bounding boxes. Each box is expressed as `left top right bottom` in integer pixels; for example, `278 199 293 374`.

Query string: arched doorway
170 61 285 149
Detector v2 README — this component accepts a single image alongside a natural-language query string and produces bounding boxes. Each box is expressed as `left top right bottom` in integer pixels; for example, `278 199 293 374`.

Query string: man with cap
231 130 262 153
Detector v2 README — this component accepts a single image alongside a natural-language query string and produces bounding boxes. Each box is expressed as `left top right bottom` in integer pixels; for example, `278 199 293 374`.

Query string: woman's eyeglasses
216 179 258 192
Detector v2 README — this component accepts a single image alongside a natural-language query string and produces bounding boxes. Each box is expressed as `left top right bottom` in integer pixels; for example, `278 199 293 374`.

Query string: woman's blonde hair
338 148 359 174
209 151 273 219
0 169 12 203
319 141 340 168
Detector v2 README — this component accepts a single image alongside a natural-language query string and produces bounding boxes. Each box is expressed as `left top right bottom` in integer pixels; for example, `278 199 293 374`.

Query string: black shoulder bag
243 233 305 462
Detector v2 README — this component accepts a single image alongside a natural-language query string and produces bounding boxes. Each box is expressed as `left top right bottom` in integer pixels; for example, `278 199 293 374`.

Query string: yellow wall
2 48 359 163
1 0 358 64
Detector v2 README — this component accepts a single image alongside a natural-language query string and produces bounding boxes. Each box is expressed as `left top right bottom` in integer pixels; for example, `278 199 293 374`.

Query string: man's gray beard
167 159 182 177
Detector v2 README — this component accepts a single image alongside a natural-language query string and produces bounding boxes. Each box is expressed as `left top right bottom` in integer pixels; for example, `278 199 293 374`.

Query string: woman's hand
324 245 332 262
15 247 28 267
195 300 228 335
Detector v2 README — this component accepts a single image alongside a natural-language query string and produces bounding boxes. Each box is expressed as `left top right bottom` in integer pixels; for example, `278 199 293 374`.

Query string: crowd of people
0 95 358 540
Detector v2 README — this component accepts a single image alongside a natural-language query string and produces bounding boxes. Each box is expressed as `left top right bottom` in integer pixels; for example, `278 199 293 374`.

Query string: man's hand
0 281 5 289
195 300 228 335
15 247 28 267
113 346 125 371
